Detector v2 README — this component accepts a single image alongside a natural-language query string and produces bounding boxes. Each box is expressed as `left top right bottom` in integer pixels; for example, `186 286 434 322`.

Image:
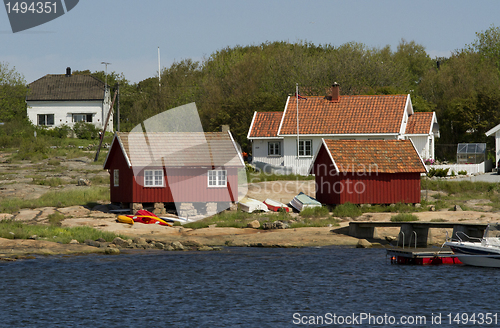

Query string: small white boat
238 197 269 213
263 198 290 212
444 223 500 268
289 192 322 212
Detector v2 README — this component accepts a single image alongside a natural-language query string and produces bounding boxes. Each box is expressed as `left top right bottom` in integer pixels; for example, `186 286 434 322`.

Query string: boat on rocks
444 223 500 268
263 198 290 212
289 192 322 212
238 197 269 213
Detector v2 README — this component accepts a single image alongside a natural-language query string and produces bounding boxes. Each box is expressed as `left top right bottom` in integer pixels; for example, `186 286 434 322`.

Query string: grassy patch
33 177 65 187
430 218 446 222
90 176 109 185
289 217 340 228
390 213 419 222
0 186 110 214
47 212 66 226
300 206 329 218
0 220 126 244
183 211 255 229
47 159 60 166
332 203 362 218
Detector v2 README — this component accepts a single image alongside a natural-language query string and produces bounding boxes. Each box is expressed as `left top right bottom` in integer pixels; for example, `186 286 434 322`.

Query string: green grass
0 186 110 214
289 217 340 228
47 212 66 226
33 177 65 187
300 206 329 218
183 211 254 229
0 220 126 244
390 213 419 222
332 202 362 218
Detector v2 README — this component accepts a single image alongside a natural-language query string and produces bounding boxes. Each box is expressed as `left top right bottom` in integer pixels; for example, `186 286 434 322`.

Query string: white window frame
298 139 312 157
72 113 93 123
208 170 227 187
37 114 54 126
268 141 281 156
144 169 164 187
113 169 119 187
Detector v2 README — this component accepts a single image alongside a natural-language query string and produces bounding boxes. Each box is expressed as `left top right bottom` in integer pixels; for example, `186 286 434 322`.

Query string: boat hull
263 199 290 212
444 241 500 268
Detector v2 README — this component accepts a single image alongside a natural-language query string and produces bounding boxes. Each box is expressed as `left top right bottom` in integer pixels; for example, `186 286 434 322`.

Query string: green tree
0 62 27 123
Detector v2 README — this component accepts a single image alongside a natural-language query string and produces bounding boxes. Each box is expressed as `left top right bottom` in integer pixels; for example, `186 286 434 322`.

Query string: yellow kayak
117 215 134 225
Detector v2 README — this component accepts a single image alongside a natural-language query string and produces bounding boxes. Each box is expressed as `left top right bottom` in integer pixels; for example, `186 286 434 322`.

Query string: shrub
458 170 467 175
332 202 362 218
300 206 329 218
73 122 98 140
47 212 66 226
427 167 449 178
390 213 419 222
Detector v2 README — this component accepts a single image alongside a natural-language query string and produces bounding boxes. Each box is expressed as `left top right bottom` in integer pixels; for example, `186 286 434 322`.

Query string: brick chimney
66 67 72 77
331 82 340 102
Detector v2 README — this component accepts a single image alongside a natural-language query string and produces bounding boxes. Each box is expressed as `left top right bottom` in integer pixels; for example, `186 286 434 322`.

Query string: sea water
1 247 499 327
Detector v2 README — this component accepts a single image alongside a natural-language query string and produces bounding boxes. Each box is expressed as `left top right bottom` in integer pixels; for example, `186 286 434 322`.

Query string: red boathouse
103 131 244 212
309 139 427 205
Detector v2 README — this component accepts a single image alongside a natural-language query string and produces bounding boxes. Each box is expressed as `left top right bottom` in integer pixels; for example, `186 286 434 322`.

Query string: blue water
1 247 499 327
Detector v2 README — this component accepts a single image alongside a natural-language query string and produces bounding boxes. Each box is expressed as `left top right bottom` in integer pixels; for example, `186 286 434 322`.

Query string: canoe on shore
263 198 290 212
290 192 322 212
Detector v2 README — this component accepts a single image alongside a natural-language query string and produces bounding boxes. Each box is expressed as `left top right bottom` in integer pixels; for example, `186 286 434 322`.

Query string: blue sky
2 0 500 84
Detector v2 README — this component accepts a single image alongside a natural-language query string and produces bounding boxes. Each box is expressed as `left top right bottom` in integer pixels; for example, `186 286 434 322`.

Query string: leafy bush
458 170 467 175
73 122 98 140
390 213 419 222
427 167 449 178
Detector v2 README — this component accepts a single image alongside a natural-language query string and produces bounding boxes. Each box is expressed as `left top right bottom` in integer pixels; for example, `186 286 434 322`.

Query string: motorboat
444 223 500 268
263 198 290 212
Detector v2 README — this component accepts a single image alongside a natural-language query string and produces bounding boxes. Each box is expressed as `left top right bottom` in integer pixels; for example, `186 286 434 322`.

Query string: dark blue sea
1 247 499 327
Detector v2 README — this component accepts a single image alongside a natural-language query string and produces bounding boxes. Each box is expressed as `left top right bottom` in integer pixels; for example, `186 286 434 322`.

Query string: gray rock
247 220 260 229
104 247 120 255
454 205 463 211
29 235 38 240
356 239 372 248
171 241 185 251
164 245 175 251
197 246 214 251
69 239 79 244
154 242 165 249
112 237 131 248
77 178 91 186
84 239 101 247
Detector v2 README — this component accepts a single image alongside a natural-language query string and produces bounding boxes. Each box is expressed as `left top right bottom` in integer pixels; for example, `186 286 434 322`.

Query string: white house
486 124 500 165
247 84 439 175
26 67 112 131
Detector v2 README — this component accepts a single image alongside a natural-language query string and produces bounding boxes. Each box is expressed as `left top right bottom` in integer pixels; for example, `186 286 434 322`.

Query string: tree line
2 26 500 160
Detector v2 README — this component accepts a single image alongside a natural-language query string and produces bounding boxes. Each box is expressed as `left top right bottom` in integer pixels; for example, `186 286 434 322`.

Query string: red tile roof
279 95 408 135
108 132 244 168
321 139 426 173
27 74 106 101
248 112 283 138
405 112 433 135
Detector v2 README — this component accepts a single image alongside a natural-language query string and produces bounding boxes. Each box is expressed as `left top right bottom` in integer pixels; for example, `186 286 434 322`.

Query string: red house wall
312 145 422 205
105 139 239 203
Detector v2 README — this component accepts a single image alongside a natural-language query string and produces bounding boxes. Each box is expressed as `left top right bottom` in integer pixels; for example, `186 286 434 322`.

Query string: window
298 140 312 156
268 141 281 156
72 114 93 123
113 169 119 187
38 114 54 126
208 170 227 187
144 169 164 187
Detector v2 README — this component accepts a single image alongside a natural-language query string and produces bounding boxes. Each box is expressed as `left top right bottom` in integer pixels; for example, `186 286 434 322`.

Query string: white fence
426 160 493 176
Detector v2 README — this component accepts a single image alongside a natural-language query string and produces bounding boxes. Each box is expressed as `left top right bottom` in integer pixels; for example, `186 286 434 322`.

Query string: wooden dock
387 247 462 265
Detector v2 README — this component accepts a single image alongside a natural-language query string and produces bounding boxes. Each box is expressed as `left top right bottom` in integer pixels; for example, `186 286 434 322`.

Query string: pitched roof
27 74 105 101
105 132 244 169
317 139 426 173
405 112 434 135
248 111 283 138
279 95 409 135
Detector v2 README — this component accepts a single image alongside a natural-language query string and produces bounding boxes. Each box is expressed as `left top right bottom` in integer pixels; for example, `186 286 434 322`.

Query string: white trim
408 138 428 173
278 133 399 137
103 133 132 169
276 96 290 136
248 136 285 140
486 123 500 136
246 111 258 139
208 169 227 187
144 169 164 187
307 139 339 174
227 130 245 166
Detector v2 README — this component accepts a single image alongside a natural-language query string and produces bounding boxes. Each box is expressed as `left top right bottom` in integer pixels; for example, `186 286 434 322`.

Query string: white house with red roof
247 84 439 174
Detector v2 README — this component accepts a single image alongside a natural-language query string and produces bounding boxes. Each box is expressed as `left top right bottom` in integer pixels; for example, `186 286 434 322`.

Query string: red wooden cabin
103 131 244 206
309 139 427 205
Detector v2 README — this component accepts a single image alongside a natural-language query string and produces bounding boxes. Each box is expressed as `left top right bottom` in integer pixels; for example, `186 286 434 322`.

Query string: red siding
105 138 134 203
312 144 422 205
